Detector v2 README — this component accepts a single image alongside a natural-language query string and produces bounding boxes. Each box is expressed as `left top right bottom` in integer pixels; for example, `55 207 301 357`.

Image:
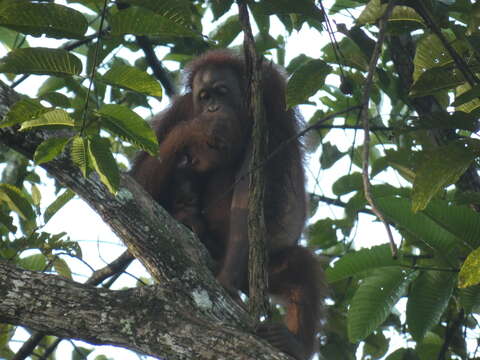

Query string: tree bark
0 81 292 360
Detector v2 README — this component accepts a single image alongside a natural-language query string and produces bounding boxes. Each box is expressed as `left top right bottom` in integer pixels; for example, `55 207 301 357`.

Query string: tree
1 0 480 359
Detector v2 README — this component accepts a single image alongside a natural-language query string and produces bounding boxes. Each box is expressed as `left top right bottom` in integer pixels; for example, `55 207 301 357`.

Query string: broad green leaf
0 27 29 51
322 37 369 71
72 346 93 360
44 189 75 224
452 83 480 107
422 199 480 250
34 137 70 164
413 33 469 82
256 0 324 20
31 184 41 206
128 0 193 25
320 142 344 169
286 59 331 107
20 109 75 131
357 0 384 24
0 98 48 128
332 172 363 196
0 184 35 220
410 65 475 97
330 0 364 14
363 332 388 359
411 32 476 97
88 135 120 194
407 271 455 341
18 253 47 271
0 1 87 39
376 197 460 259
110 7 197 38
459 247 480 288
71 136 89 177
459 284 480 312
412 140 479 212
40 92 71 108
415 332 443 360
0 211 16 233
385 348 420 360
348 267 417 342
210 15 242 48
98 104 158 155
307 219 338 250
0 48 82 76
101 64 163 97
326 244 401 283
53 257 73 279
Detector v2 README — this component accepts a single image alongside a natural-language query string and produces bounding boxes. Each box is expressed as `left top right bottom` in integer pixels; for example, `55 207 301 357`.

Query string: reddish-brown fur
131 50 325 360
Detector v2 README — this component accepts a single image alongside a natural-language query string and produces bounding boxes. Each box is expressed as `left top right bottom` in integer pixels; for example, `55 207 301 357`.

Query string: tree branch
360 1 398 257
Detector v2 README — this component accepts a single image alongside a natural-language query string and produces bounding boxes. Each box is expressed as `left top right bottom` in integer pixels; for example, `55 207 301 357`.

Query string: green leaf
88 135 120 194
0 211 16 233
459 247 480 288
40 92 72 108
459 284 480 313
0 47 82 76
101 63 163 97
323 37 369 71
71 136 89 177
255 0 324 20
307 219 338 250
357 0 384 24
44 189 75 224
34 137 70 164
0 184 35 220
385 348 420 360
128 0 193 25
376 196 460 258
286 59 331 107
412 140 479 212
20 109 75 131
18 253 47 271
422 199 480 250
0 98 48 128
452 83 480 107
110 7 197 38
210 15 242 48
0 1 87 39
348 267 417 342
326 244 401 283
98 104 158 155
407 271 455 341
31 184 41 206
332 172 363 196
320 142 344 169
53 257 72 279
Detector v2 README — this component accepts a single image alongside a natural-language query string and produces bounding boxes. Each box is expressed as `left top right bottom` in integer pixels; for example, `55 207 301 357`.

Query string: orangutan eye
199 90 210 101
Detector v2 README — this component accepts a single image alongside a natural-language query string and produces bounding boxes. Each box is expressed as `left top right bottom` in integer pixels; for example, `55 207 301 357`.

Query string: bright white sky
3 1 411 359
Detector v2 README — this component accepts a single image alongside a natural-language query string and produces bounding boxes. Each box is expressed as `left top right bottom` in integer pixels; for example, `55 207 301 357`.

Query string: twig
360 1 398 257
237 0 270 323
311 194 374 216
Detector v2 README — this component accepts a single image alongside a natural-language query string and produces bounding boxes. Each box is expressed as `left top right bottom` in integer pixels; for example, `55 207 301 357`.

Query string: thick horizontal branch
0 262 286 359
